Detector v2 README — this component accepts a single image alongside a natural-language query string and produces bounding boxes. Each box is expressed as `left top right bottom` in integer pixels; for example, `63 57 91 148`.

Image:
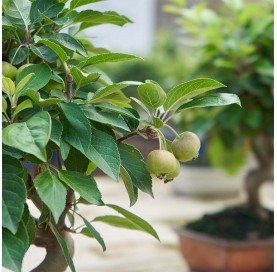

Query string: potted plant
166 0 274 271
2 0 240 271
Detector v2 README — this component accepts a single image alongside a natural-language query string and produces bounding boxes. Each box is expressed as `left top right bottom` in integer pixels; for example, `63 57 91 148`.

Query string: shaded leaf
25 89 61 107
12 99 33 117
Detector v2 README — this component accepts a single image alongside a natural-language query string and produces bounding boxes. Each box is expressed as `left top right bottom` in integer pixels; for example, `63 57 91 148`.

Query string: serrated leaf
49 223 76 272
50 119 63 147
2 174 26 234
2 111 51 162
30 44 58 63
81 216 106 251
117 143 153 197
78 53 142 68
4 0 31 31
12 99 33 117
64 147 89 173
176 93 241 112
70 0 105 9
21 205 36 246
164 78 226 110
58 170 103 205
15 64 52 95
90 81 141 102
34 170 67 223
120 166 136 206
59 102 91 154
70 66 100 88
106 204 160 240
2 155 24 176
25 89 61 107
50 33 87 57
82 105 130 131
37 39 69 62
3 222 29 272
14 73 34 94
137 82 166 109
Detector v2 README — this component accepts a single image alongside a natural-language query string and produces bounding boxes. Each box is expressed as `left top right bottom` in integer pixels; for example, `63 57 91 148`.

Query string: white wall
83 0 157 56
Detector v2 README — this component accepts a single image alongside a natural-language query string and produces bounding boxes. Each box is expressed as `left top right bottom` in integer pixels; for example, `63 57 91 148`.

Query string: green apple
165 159 181 183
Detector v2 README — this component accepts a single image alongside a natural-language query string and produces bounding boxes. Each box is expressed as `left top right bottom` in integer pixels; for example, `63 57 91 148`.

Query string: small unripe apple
172 131 200 162
2 61 17 80
165 159 181 183
146 150 177 177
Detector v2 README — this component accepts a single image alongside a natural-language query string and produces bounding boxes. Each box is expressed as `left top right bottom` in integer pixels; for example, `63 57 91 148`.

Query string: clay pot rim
175 228 274 248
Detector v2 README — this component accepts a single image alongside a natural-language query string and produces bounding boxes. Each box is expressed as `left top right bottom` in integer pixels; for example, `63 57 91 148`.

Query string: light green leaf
176 93 241 112
34 170 67 223
37 39 69 62
2 111 51 161
94 215 141 230
70 0 105 9
153 117 164 128
25 89 61 107
2 97 7 112
85 128 121 181
78 53 143 68
58 170 103 205
15 73 34 94
120 166 136 206
15 64 52 95
2 77 15 97
90 81 141 102
49 223 76 272
117 143 153 197
70 66 100 88
164 78 226 110
81 216 106 251
59 102 91 154
2 174 26 234
137 82 166 109
82 105 130 131
4 0 31 31
107 204 160 240
3 222 29 272
100 91 132 108
50 33 87 57
12 99 33 117
130 97 152 116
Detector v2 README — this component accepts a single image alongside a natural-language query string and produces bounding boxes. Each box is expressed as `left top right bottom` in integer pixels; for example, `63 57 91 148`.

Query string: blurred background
22 0 274 271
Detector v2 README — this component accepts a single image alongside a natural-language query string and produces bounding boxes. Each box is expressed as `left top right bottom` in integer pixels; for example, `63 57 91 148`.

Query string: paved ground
19 176 273 272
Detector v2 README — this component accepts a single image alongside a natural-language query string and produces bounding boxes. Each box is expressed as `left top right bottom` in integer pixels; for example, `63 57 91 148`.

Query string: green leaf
60 139 71 160
153 117 164 128
4 0 31 31
78 53 143 68
2 155 24 176
130 97 151 116
2 77 15 97
100 91 132 108
21 205 36 246
70 0 105 9
64 147 89 173
2 16 17 31
59 102 91 154
14 73 34 94
106 204 160 240
120 166 136 206
30 44 58 63
36 39 69 62
34 170 67 223
49 223 76 272
81 216 106 251
90 81 141 102
2 97 7 112
9 46 28 65
84 128 121 181
12 99 33 117
50 33 87 57
70 66 100 88
164 78 226 110
2 111 51 162
82 105 130 131
3 222 29 272
15 64 52 95
176 93 241 112
94 215 140 230
50 119 63 147
75 10 132 31
58 170 103 205
25 89 61 107
137 82 166 109
2 174 27 234
117 143 153 197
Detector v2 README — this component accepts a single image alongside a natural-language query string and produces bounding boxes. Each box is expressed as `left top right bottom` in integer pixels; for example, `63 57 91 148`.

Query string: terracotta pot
176 229 274 272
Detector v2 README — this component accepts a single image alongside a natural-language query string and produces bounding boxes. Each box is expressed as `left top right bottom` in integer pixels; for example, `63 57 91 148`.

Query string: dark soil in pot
185 205 273 241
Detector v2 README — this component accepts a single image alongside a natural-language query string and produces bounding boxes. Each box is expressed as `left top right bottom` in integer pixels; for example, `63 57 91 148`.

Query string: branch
117 131 139 142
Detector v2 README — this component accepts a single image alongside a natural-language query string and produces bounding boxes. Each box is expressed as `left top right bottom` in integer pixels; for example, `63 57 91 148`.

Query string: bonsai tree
165 0 274 215
2 0 240 271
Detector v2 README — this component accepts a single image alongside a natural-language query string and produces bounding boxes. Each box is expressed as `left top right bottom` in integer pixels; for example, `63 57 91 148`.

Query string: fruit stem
164 124 179 137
